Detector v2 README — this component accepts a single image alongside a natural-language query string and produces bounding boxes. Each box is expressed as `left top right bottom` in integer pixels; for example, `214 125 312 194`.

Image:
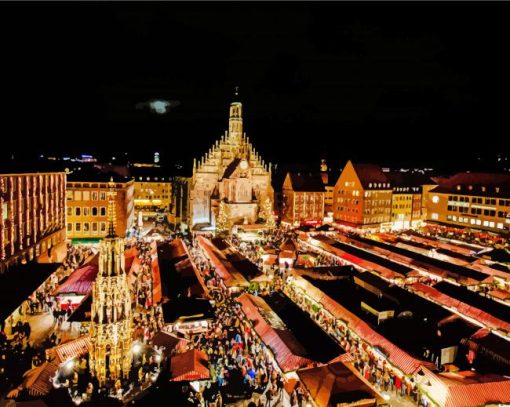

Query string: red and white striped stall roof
293 276 435 375
238 293 317 373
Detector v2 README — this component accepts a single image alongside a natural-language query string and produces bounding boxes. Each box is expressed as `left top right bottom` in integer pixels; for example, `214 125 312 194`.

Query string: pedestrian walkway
23 312 55 346
343 361 416 407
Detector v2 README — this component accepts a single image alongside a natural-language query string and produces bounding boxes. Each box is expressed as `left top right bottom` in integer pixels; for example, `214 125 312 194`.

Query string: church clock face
240 159 248 170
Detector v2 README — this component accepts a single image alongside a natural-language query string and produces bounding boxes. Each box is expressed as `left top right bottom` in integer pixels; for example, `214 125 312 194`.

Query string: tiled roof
238 293 315 372
24 361 59 396
417 366 510 407
170 349 210 382
53 263 98 296
297 362 379 407
293 276 436 375
288 172 326 192
47 336 92 364
386 172 436 189
352 163 390 189
430 172 510 198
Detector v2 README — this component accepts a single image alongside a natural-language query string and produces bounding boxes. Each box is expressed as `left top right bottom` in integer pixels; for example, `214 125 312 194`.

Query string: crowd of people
127 239 156 311
185 236 293 407
285 282 426 406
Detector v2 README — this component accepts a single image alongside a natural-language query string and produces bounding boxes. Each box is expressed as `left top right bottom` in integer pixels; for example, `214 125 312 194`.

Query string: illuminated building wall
133 178 171 211
66 178 134 239
190 94 273 228
427 172 510 233
0 172 66 269
390 187 422 230
282 172 325 225
333 160 392 230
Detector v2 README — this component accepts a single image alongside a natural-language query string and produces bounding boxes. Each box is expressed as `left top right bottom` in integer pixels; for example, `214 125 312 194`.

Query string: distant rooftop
286 172 326 192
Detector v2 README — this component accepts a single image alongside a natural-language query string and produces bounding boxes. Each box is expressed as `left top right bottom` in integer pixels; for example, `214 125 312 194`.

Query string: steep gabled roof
287 172 326 192
352 163 390 189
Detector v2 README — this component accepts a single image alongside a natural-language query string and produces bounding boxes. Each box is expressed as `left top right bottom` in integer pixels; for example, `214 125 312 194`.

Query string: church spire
229 86 243 141
106 177 117 238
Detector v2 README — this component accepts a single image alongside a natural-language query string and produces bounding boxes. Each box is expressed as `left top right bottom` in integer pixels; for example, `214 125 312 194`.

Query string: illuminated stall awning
170 349 210 382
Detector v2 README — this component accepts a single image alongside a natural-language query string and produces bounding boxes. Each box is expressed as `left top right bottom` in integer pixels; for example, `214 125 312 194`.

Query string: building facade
427 172 510 233
66 176 134 240
282 172 325 226
190 94 273 230
386 173 436 230
333 161 392 230
131 165 172 214
0 172 66 269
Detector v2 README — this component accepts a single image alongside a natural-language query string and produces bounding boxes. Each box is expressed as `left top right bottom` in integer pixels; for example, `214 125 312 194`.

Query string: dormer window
456 185 461 191
481 186 486 192
468 185 473 191
496 187 500 193
369 183 372 188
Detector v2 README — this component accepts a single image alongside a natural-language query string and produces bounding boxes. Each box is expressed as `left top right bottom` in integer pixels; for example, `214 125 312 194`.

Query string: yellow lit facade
333 160 392 230
66 178 134 239
426 173 510 233
0 172 66 269
133 178 171 211
390 187 422 230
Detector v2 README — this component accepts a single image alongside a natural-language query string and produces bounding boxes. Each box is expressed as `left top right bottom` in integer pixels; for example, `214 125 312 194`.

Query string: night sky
1 3 510 172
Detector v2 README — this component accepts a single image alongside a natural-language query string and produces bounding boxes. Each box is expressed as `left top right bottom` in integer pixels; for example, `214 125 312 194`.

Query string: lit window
497 223 504 229
83 191 90 200
100 192 106 201
470 219 475 225
483 221 489 227
431 213 439 220
432 196 439 204
91 191 98 200
489 221 495 228
452 216 457 221
74 191 82 201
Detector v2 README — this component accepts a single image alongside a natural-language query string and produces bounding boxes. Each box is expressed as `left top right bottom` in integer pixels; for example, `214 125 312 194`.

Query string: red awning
293 277 435 375
53 264 98 296
238 293 315 372
411 283 510 334
170 349 210 382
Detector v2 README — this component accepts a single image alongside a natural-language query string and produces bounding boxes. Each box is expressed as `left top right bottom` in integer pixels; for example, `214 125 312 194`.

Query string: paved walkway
343 361 416 407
